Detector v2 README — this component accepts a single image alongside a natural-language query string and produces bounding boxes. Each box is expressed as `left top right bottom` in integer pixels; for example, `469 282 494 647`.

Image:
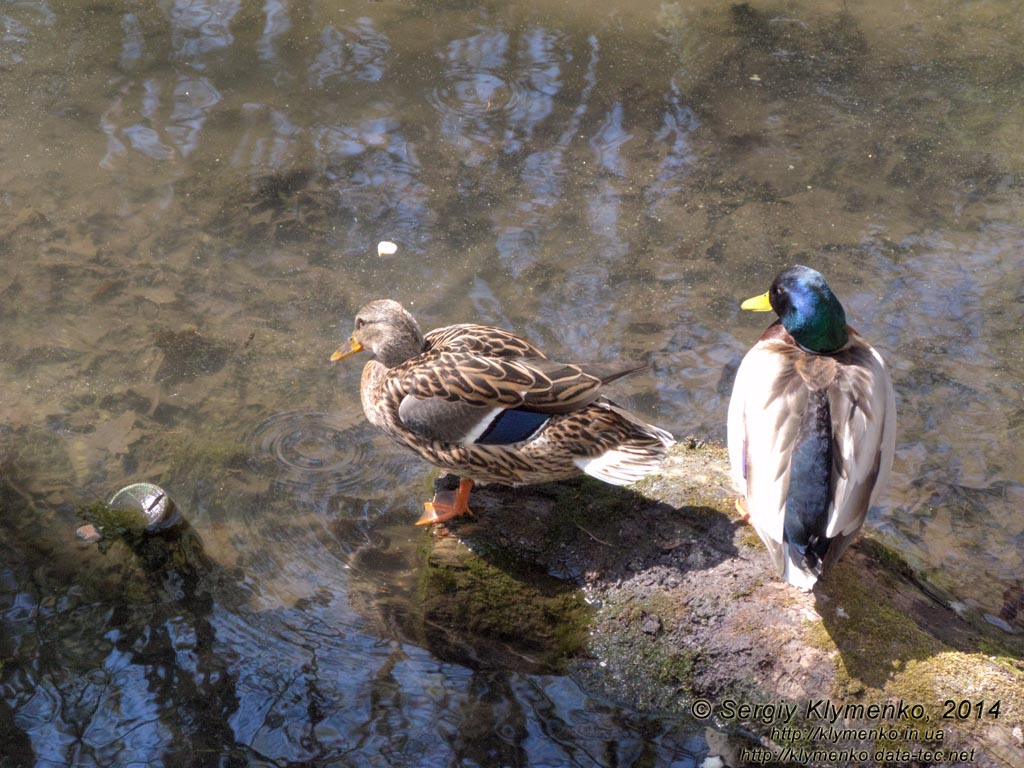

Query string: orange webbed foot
415 478 475 525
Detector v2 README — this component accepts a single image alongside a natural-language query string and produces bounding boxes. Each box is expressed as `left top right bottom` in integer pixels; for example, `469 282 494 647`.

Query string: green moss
655 648 696 688
976 638 1024 665
584 589 702 711
737 527 764 550
799 558 1024 755
804 562 942 695
416 537 593 669
77 501 152 552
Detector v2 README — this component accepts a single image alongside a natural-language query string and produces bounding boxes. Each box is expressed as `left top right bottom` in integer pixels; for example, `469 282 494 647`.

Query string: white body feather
727 334 896 589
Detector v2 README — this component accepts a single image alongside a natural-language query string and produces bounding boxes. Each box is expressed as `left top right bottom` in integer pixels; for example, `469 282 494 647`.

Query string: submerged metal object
76 482 181 542
108 482 181 531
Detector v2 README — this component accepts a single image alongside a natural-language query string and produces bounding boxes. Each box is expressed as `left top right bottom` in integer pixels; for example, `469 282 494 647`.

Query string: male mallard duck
332 299 675 525
727 266 896 589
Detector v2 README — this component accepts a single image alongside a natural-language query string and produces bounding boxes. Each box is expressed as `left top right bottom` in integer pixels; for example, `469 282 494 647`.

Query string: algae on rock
413 534 593 674
418 441 1024 767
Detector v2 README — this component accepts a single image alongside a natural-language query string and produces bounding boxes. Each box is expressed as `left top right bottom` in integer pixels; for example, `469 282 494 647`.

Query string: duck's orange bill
330 338 364 362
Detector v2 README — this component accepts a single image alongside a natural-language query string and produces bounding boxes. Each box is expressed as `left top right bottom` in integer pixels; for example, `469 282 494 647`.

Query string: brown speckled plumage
335 299 675 488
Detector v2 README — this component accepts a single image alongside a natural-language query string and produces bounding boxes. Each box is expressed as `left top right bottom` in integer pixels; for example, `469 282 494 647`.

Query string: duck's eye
355 317 366 330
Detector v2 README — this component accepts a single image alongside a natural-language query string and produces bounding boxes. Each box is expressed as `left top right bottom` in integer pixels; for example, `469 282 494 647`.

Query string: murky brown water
2 0 1023 763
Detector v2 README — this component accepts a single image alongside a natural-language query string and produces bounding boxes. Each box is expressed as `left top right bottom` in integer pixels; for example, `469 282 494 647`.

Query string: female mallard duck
727 266 896 589
331 299 675 525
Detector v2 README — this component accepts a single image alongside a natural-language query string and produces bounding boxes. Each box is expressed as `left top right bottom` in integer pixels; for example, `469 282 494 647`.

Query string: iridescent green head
741 265 849 353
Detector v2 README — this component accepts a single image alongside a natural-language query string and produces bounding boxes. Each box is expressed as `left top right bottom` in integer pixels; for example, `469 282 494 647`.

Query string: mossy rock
425 441 1024 766
413 534 592 674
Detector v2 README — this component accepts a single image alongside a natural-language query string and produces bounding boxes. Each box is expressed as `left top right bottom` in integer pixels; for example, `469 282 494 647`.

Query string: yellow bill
330 337 364 362
740 291 773 311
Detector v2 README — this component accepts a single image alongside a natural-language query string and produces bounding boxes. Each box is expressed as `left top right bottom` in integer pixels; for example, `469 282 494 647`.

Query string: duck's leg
734 496 750 521
416 476 475 525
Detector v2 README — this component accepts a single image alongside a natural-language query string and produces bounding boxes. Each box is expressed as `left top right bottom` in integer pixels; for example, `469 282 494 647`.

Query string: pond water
2 0 1023 764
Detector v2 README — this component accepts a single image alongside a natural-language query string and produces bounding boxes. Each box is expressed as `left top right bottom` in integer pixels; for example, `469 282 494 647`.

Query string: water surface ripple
2 0 1023 764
